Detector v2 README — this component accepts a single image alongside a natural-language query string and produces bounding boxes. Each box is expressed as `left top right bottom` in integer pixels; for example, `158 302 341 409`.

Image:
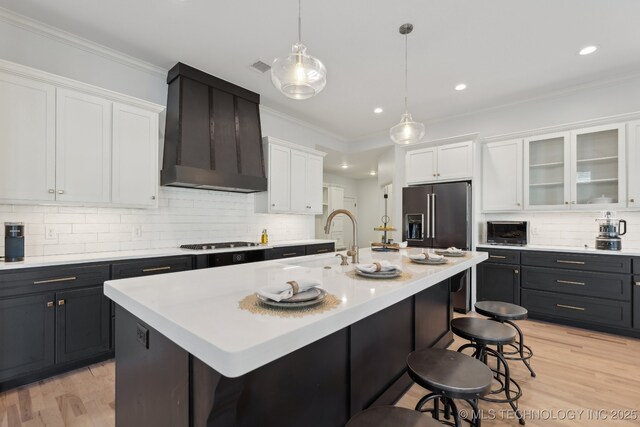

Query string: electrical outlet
531 226 539 236
132 225 142 239
136 323 149 349
45 226 56 240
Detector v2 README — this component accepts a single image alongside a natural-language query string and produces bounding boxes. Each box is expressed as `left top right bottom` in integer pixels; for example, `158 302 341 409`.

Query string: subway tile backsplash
482 211 640 249
0 187 314 256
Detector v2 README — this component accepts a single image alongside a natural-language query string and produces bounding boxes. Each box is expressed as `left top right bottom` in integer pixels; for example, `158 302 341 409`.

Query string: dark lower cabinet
0 293 55 382
56 286 111 364
476 262 520 304
415 279 451 350
634 277 640 330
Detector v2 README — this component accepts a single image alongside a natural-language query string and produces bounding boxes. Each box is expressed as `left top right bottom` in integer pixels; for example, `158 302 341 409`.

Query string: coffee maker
595 211 626 251
4 222 25 262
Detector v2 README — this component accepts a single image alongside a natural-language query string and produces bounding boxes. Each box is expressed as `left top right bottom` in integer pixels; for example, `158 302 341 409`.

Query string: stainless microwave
486 221 528 245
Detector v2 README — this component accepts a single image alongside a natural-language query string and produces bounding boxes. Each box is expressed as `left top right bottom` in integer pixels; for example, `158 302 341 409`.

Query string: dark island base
115 279 453 427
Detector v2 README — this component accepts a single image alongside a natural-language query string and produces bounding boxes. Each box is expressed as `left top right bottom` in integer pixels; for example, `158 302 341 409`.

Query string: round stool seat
407 348 493 399
346 406 444 427
452 317 516 345
475 301 528 321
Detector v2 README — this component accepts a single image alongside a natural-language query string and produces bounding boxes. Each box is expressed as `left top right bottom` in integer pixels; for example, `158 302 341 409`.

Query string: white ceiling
321 145 390 180
3 0 640 142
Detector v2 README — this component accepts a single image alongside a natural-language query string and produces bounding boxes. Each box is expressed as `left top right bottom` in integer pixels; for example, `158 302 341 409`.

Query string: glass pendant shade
271 42 326 100
390 112 425 145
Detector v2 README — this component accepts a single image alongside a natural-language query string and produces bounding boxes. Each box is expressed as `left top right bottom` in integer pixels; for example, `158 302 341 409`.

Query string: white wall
0 12 349 255
322 173 358 198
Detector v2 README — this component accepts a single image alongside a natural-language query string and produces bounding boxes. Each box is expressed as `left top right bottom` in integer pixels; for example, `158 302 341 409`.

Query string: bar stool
346 406 445 427
451 317 525 425
407 348 493 426
474 301 536 377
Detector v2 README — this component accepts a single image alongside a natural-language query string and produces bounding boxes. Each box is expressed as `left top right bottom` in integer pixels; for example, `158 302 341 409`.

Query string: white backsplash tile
0 187 314 255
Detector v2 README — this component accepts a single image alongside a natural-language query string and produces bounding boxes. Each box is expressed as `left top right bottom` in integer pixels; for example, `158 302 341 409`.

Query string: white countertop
0 239 336 271
476 243 640 257
104 248 488 378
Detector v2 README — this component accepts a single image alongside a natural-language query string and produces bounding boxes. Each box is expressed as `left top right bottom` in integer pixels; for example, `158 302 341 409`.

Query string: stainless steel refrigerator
402 181 472 312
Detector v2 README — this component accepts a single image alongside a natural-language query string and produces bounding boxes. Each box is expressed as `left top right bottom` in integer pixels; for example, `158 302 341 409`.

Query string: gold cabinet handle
556 304 585 311
514 269 519 274
142 266 171 273
46 301 54 308
316 249 329 253
489 255 507 259
34 276 77 285
282 252 298 257
57 190 64 194
556 260 585 265
58 299 65 306
556 279 585 286
635 282 640 287
48 189 55 194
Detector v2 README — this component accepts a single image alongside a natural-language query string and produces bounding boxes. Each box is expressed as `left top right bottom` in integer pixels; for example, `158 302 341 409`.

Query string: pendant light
271 0 327 100
390 23 425 145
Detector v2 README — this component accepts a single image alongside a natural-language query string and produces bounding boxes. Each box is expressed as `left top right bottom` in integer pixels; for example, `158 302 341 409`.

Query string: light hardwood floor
1 316 639 426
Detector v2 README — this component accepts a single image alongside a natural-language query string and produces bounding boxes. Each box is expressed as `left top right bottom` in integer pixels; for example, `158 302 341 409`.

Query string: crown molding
0 6 167 77
259 104 348 145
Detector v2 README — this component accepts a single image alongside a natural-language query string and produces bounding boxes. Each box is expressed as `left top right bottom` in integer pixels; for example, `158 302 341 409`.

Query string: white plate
355 269 402 279
435 250 466 257
410 258 448 265
256 288 327 308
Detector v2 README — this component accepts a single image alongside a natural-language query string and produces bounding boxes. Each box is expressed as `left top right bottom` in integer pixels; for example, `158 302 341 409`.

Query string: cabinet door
328 186 345 233
476 262 520 304
268 144 291 212
56 88 112 204
306 154 323 214
627 121 640 208
482 139 523 211
570 123 626 209
437 141 473 181
0 72 56 202
55 286 110 364
524 132 571 210
0 293 55 382
406 148 437 184
112 103 159 207
633 277 640 330
290 150 307 213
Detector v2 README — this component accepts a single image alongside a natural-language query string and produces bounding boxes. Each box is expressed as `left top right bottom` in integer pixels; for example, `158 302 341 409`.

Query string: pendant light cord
298 0 302 43
404 32 408 113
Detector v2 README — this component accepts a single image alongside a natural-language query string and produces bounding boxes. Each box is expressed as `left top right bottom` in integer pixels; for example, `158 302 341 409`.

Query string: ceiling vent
250 60 271 74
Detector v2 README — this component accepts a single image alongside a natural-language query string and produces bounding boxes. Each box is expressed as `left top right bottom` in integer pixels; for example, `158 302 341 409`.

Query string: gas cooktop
180 242 261 250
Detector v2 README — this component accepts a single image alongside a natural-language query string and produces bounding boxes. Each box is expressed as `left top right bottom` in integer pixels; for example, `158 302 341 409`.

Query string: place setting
434 247 467 257
407 251 448 265
348 260 408 280
239 279 341 317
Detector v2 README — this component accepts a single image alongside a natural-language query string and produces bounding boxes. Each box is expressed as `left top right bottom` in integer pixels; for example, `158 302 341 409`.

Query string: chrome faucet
324 209 359 264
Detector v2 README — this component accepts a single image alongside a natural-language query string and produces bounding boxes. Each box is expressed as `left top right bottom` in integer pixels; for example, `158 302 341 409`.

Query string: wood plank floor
1 316 639 426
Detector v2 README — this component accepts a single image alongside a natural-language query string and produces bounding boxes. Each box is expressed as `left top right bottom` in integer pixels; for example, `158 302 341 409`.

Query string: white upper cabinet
569 123 625 209
524 131 571 210
267 143 291 212
0 60 163 207
406 147 436 184
628 120 640 209
112 103 159 207
0 72 56 203
406 141 473 184
256 137 326 214
482 139 523 211
56 88 111 204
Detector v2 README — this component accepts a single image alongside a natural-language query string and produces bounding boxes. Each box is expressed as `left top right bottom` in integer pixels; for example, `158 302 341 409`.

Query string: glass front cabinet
524 123 626 210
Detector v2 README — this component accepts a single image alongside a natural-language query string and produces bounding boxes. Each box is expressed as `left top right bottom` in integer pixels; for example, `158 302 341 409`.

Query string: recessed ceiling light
341 164 348 169
579 45 598 56
455 83 467 91
373 107 383 114
369 171 377 176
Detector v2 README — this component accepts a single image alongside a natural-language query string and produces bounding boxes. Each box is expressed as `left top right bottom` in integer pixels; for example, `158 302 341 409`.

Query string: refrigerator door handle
425 195 431 238
431 193 436 240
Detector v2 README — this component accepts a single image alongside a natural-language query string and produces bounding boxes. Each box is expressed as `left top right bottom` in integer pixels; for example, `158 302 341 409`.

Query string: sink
280 255 343 269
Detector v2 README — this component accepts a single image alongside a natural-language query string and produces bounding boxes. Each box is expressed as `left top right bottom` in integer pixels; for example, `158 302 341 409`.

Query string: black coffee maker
4 222 25 262
595 212 626 251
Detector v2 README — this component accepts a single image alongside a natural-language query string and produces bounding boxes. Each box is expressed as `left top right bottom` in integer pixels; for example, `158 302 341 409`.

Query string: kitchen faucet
324 209 359 264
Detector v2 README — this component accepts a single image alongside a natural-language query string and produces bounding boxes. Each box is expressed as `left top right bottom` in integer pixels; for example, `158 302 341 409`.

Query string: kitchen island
105 248 487 427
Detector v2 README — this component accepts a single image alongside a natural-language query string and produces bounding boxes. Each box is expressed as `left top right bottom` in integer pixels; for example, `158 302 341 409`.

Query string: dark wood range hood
161 63 267 193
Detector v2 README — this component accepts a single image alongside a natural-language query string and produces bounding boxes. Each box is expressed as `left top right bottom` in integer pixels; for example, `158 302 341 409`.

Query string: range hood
161 63 267 193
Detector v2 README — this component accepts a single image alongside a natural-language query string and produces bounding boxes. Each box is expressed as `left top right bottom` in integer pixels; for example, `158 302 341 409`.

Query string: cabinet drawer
0 264 110 298
265 246 306 260
521 267 631 302
306 243 335 255
522 289 631 328
478 249 520 265
521 251 631 274
111 256 193 279
634 258 640 274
